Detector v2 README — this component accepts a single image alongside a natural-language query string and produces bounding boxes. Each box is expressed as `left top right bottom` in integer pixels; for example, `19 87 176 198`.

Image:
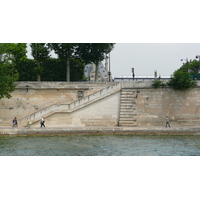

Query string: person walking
40 117 45 128
26 117 31 128
166 116 170 127
12 117 18 127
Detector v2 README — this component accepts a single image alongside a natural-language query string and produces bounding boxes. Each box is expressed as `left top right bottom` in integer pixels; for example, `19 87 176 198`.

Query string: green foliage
168 69 197 90
152 79 166 88
48 43 78 82
180 59 199 74
8 43 27 65
15 59 37 81
77 43 115 81
0 43 25 99
16 58 85 82
77 43 115 64
30 43 50 62
0 63 18 99
30 43 50 81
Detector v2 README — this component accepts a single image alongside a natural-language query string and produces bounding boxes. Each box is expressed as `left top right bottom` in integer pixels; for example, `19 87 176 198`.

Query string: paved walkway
1 126 200 135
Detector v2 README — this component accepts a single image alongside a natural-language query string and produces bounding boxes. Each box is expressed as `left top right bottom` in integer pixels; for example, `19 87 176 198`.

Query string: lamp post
154 70 157 79
132 68 135 80
108 52 111 82
195 55 200 73
26 84 30 93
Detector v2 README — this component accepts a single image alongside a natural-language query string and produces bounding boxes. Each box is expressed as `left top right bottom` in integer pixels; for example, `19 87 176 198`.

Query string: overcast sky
110 43 200 78
27 43 200 78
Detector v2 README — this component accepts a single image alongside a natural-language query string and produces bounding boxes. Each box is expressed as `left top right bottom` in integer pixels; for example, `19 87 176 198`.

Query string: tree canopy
168 59 198 90
30 43 50 81
0 43 20 99
48 43 78 82
77 43 115 81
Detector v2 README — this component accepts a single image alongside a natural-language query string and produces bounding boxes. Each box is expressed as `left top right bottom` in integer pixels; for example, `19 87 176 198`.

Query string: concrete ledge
1 126 200 135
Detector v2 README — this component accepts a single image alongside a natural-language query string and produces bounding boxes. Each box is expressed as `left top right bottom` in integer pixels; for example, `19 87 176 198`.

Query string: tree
180 59 199 74
30 43 50 81
168 69 197 90
8 43 27 65
15 59 37 81
48 43 78 82
0 43 19 99
77 43 115 82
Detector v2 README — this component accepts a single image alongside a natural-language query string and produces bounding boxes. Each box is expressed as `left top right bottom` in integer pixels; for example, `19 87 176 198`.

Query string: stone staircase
118 89 137 127
19 82 122 127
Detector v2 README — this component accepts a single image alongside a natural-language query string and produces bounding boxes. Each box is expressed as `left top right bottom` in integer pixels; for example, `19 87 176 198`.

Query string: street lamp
26 84 30 93
132 68 135 80
154 70 157 79
108 53 111 82
195 55 200 73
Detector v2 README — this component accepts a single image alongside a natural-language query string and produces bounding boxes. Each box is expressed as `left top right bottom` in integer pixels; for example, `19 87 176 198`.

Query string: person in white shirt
40 117 45 128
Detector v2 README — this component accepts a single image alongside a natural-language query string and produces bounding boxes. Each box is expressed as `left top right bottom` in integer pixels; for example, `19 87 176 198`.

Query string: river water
0 134 200 156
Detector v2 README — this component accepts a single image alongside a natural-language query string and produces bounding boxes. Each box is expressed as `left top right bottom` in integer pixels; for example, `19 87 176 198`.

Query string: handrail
19 82 122 125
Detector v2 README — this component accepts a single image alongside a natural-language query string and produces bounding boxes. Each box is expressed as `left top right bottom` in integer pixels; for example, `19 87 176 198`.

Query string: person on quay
166 116 171 127
40 117 45 128
12 117 18 127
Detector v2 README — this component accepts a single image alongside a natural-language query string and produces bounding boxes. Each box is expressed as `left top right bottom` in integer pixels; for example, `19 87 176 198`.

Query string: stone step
120 101 135 104
122 89 135 92
119 118 137 122
120 113 136 117
118 124 137 127
121 94 135 97
121 93 134 96
120 103 135 105
121 105 133 109
120 110 134 113
119 122 137 126
121 95 135 98
120 108 136 111
121 98 135 101
120 103 134 106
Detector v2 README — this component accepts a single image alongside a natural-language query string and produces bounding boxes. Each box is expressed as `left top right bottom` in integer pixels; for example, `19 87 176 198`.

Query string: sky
110 43 200 78
27 43 200 78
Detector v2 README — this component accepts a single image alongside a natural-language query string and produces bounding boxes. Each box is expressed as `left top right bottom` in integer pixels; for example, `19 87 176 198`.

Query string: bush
168 70 197 90
15 58 85 81
152 79 166 88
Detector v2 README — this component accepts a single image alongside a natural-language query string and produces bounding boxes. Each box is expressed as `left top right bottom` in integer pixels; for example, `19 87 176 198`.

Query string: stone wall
0 82 116 126
31 92 120 127
122 81 200 126
1 81 200 127
136 87 200 126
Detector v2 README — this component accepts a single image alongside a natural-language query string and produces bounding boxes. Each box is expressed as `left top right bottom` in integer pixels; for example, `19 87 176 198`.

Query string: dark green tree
8 43 27 65
15 59 37 81
30 43 50 81
16 58 85 82
0 43 19 99
0 63 18 99
77 43 115 82
180 59 199 74
168 69 197 90
48 43 78 82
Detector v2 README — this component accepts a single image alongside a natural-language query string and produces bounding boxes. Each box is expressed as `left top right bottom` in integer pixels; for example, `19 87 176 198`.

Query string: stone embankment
1 126 200 135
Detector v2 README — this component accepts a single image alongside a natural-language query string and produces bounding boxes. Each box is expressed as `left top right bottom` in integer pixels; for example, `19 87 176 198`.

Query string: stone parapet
16 81 116 90
1 126 200 135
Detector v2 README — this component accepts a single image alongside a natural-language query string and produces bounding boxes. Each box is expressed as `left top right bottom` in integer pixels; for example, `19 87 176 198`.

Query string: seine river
0 134 200 156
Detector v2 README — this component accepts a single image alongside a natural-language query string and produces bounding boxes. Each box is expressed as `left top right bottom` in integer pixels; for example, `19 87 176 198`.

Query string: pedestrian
40 117 45 128
26 117 31 128
12 117 18 127
166 116 170 127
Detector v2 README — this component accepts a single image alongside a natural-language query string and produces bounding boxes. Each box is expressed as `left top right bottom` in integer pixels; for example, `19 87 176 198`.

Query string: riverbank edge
1 126 200 136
